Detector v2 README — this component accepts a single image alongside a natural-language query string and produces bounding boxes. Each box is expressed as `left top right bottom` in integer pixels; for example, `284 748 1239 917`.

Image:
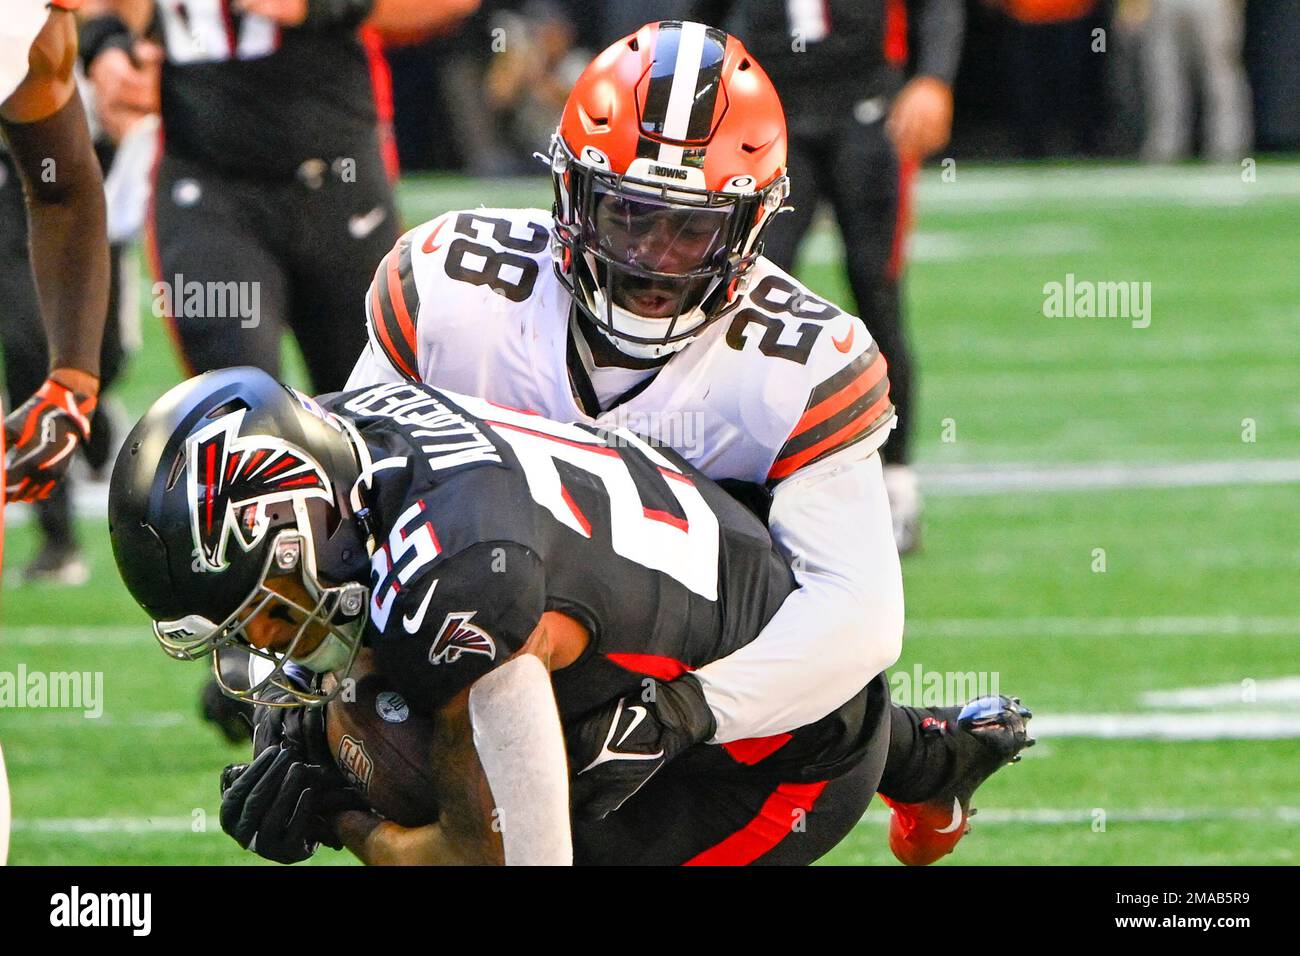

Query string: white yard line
5 616 1296 647
1 626 145 646
858 806 1300 826
0 711 187 729
918 459 1300 495
11 805 1299 836
4 615 1296 648
906 616 1300 638
1032 712 1300 740
9 816 203 834
912 165 1300 209
800 223 1097 265
6 457 1300 530
401 165 1300 217
1143 677 1300 709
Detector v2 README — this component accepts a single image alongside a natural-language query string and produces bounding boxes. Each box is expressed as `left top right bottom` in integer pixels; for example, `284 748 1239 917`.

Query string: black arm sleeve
910 0 966 86
1 92 109 378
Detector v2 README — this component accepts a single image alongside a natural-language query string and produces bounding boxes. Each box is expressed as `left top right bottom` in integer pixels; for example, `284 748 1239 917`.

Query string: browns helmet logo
428 611 496 666
186 409 333 572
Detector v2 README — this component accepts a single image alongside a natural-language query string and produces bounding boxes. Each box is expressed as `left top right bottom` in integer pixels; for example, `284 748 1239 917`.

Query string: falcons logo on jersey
428 611 497 666
186 409 333 572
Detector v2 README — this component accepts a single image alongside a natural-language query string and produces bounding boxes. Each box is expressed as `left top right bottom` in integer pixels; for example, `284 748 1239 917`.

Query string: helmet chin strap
585 258 723 361
591 312 692 361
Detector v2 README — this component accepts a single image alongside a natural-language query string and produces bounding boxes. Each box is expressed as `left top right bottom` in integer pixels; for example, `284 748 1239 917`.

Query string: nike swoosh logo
349 206 388 240
617 705 649 746
833 322 855 353
402 579 440 634
421 216 448 254
935 797 964 834
578 699 664 774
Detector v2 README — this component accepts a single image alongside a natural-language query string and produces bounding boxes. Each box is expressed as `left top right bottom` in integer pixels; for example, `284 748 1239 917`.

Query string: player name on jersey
342 383 503 474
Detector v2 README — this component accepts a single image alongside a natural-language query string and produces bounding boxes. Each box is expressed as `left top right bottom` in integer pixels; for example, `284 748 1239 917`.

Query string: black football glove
4 377 96 503
220 677 364 864
565 674 715 821
220 746 368 864
250 684 331 764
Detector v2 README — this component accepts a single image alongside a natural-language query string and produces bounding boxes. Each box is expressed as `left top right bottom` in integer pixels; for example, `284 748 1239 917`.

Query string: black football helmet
108 368 372 707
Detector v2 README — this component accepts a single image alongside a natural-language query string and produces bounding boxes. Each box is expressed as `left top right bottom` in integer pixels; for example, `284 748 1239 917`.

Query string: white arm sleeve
344 341 405 392
692 446 905 743
467 655 573 866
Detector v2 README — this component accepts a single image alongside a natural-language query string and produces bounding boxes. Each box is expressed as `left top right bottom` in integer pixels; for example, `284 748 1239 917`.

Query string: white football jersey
348 207 895 486
0 0 53 104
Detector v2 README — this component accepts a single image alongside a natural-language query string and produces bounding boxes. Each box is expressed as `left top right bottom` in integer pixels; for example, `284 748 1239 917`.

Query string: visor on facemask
582 186 736 324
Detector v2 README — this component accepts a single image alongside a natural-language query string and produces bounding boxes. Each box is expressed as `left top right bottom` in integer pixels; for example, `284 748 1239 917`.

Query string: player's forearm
338 812 489 865
2 93 109 382
366 0 479 33
695 571 902 741
427 691 508 865
693 450 904 741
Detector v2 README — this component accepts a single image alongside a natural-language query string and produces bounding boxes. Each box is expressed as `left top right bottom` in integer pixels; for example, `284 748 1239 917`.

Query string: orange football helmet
549 20 789 359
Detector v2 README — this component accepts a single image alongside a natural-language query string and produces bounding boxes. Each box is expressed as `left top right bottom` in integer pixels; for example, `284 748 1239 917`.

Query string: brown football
324 650 442 827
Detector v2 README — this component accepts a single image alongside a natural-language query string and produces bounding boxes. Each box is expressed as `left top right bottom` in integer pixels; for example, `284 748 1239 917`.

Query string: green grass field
3 161 1298 865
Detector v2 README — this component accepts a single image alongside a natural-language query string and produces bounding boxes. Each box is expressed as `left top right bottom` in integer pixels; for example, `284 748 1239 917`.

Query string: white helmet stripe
657 21 708 164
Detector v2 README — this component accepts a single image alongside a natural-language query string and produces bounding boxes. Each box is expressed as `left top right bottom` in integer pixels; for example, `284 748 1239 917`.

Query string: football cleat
883 463 922 556
22 541 89 587
881 695 1034 865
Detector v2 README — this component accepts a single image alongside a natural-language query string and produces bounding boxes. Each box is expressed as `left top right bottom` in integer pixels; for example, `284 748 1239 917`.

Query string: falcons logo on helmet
186 409 333 572
428 611 497 666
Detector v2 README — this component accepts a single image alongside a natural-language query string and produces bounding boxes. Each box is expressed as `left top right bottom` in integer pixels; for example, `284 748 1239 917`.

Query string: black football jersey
727 0 895 109
323 381 879 779
152 2 380 177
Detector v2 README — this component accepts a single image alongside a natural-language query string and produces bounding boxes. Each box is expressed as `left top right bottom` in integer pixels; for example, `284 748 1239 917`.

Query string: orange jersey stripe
791 351 888 439
384 251 418 356
769 394 893 480
369 280 416 380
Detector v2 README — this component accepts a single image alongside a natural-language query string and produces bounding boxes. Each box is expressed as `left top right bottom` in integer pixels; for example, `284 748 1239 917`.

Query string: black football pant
148 149 398 392
762 112 914 465
573 674 891 866
0 150 127 549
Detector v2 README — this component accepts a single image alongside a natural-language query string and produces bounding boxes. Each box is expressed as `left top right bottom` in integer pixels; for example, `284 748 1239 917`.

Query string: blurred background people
1138 0 1252 163
484 1 589 158
81 0 478 393
992 0 1107 159
340 1 1297 170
